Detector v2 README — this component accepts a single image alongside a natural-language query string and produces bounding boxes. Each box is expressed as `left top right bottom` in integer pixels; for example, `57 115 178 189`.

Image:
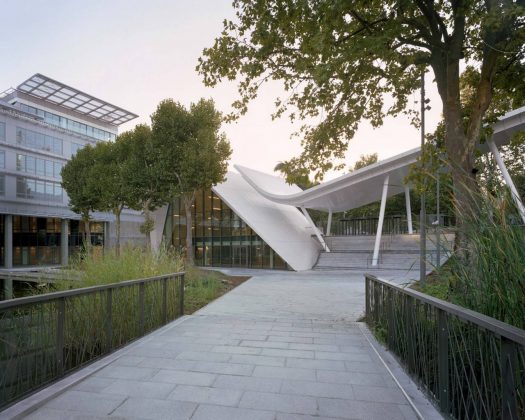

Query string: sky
0 0 443 180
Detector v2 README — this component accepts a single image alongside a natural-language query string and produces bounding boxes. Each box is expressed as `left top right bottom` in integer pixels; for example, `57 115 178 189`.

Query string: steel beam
372 175 389 266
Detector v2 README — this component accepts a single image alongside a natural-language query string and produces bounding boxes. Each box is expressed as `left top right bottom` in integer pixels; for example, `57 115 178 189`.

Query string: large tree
119 124 170 247
198 0 525 242
151 99 232 264
61 145 102 247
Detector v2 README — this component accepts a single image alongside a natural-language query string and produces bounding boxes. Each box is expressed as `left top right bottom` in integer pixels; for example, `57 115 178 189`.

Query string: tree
274 161 314 190
119 124 170 247
151 99 232 264
91 140 133 256
198 0 525 246
352 154 378 171
61 145 102 247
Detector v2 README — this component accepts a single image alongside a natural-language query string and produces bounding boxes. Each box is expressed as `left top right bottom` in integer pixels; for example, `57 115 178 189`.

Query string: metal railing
365 274 525 419
0 272 185 410
323 214 455 236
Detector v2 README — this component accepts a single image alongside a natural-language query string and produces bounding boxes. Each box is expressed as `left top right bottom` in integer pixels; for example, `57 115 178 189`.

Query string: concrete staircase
314 233 454 271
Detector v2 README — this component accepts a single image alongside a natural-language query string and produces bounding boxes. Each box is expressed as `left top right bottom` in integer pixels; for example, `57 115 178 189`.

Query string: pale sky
0 0 442 180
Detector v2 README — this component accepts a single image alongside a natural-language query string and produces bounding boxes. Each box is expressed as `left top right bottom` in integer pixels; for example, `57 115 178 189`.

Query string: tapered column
61 219 69 266
404 186 413 234
488 139 525 224
326 210 333 236
301 206 330 252
372 176 389 266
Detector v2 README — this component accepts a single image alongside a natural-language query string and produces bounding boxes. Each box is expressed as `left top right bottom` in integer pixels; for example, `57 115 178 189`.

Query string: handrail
365 274 525 346
0 272 185 310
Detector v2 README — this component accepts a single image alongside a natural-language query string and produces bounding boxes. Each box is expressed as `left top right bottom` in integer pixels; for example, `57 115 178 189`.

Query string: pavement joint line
358 322 443 420
0 315 193 420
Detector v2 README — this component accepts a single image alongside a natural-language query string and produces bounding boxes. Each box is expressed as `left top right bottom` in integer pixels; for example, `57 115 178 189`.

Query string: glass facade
167 189 289 270
16 176 63 202
16 127 63 155
0 122 5 141
17 103 116 141
16 153 63 179
10 216 105 267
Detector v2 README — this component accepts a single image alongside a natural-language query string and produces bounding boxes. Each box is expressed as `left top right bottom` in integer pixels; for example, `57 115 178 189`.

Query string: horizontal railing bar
365 274 525 346
0 272 185 310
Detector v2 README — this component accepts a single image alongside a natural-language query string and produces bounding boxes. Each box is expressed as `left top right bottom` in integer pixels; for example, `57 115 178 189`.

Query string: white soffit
235 148 419 213
212 172 321 271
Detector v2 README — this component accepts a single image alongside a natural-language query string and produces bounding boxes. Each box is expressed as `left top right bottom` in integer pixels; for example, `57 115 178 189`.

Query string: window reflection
169 189 288 270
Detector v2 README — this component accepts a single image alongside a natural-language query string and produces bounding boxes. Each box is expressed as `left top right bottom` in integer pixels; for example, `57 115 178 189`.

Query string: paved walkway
19 270 440 420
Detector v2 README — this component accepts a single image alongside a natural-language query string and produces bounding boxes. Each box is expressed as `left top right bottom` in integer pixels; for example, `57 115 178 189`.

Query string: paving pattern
23 270 436 420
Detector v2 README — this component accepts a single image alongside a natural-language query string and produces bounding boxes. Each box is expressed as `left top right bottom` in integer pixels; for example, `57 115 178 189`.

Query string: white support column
404 185 414 234
301 206 330 252
372 175 389 266
326 210 333 236
488 139 525 224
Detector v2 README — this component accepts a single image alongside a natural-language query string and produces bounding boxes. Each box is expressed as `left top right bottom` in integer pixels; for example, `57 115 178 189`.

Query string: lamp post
420 70 427 286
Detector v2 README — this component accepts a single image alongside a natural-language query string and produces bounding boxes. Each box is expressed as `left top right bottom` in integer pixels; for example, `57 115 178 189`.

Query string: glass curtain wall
168 190 289 270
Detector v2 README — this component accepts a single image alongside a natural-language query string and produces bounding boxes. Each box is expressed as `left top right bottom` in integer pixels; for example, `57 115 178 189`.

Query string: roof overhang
16 74 138 126
235 105 525 213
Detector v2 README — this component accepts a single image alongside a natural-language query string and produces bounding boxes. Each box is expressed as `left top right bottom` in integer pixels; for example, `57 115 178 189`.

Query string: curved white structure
212 172 321 271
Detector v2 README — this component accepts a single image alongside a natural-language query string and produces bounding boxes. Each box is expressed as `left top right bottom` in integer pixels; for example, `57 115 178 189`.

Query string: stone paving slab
15 270 442 420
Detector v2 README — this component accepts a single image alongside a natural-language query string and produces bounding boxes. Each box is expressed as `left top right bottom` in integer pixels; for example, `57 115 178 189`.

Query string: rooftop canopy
17 73 138 126
236 105 525 213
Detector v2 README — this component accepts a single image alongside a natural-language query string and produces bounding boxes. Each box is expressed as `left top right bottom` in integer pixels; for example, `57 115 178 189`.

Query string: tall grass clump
445 190 525 329
71 245 183 287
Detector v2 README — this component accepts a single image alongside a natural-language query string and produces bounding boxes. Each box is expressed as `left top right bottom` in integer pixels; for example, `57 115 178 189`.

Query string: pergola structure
236 105 525 267
17 73 138 125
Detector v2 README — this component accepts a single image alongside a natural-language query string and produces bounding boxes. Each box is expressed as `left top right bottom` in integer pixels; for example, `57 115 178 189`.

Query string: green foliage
151 98 232 263
69 246 183 288
61 145 102 223
273 161 315 190
352 154 378 171
198 1 525 182
183 267 229 314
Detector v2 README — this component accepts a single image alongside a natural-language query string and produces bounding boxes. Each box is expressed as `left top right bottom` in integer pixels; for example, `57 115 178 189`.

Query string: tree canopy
151 98 232 263
198 0 525 231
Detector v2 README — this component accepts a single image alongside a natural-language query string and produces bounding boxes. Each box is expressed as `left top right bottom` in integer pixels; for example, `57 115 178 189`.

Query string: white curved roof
235 105 525 213
212 172 321 271
235 148 418 212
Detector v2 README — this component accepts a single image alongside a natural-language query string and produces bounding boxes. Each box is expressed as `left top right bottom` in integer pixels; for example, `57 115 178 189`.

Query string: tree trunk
82 214 91 250
115 207 122 257
182 193 195 266
142 199 152 249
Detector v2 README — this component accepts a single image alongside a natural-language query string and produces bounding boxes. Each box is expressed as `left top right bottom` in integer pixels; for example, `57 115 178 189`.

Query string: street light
420 70 427 286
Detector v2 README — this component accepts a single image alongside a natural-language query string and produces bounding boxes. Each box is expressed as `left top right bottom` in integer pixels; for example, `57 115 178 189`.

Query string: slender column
4 214 12 269
488 139 525 224
326 210 333 236
404 186 413 234
104 221 111 250
61 219 69 266
372 175 389 266
301 206 330 252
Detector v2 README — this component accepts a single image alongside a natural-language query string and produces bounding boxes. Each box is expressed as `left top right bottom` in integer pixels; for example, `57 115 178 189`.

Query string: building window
0 174 4 196
71 142 84 156
16 154 63 179
17 103 116 142
169 189 288 270
0 122 5 141
16 127 63 155
0 150 5 168
16 176 63 202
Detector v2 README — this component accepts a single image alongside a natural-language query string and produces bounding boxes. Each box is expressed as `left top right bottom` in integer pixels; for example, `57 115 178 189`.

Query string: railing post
405 295 415 373
56 297 65 376
106 289 113 352
386 287 394 347
501 337 518 420
179 274 185 317
162 277 168 324
437 309 450 414
139 282 145 335
373 282 380 326
365 276 370 320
